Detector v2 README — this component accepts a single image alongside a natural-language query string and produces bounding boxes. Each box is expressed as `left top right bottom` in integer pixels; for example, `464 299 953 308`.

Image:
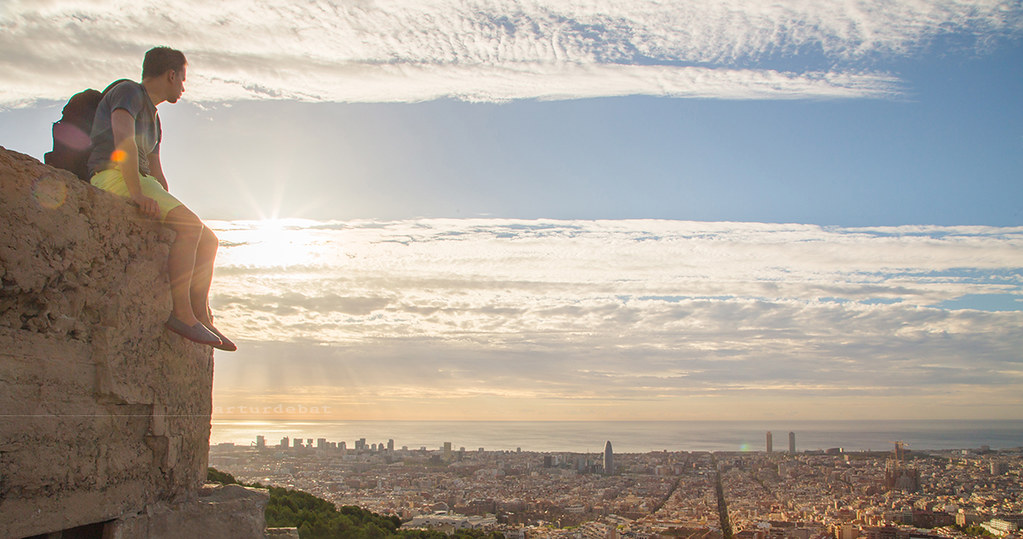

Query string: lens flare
32 174 68 210
111 149 127 163
53 123 91 150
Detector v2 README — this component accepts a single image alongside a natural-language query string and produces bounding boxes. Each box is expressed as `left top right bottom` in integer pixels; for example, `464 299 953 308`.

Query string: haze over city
1 0 1021 422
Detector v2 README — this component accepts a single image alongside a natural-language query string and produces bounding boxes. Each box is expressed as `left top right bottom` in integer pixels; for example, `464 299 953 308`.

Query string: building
861 526 898 539
604 441 615 475
838 523 859 539
981 519 1018 536
884 442 920 492
766 431 773 454
403 513 497 532
280 436 289 448
789 432 796 453
883 462 920 492
255 435 265 449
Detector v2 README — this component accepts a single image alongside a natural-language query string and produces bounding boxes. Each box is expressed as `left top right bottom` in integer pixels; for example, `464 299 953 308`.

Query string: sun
218 218 319 269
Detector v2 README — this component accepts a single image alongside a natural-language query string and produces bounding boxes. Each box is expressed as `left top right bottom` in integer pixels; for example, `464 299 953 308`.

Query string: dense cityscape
208 433 1023 539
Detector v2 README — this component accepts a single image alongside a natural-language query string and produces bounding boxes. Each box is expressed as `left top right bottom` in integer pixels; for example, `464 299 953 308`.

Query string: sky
1 0 1022 421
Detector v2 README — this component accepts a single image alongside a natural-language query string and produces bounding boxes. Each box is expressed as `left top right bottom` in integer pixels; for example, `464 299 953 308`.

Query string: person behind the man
87 46 235 351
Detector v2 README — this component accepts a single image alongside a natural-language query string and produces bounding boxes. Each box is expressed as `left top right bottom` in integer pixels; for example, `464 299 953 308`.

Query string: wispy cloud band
205 219 1023 419
2 0 1020 105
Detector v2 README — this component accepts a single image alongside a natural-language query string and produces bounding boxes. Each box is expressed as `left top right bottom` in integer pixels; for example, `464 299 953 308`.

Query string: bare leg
191 225 218 325
164 205 204 326
188 224 236 351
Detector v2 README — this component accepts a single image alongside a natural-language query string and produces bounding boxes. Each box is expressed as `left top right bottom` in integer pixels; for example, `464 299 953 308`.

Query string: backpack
44 79 132 181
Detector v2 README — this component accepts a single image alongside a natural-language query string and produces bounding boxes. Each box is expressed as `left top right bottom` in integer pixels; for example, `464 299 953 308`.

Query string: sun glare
220 219 319 269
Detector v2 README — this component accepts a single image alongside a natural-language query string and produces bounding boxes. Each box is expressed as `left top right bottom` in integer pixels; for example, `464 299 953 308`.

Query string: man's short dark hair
142 47 187 79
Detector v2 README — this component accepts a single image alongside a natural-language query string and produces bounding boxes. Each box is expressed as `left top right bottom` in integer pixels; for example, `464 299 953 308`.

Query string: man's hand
131 192 161 218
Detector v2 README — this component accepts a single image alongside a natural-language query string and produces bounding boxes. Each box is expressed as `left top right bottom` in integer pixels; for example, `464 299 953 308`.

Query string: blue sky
2 0 1021 225
1 1 1021 421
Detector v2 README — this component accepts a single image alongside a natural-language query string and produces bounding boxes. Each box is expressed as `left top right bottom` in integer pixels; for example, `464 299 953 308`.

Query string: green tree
208 467 503 539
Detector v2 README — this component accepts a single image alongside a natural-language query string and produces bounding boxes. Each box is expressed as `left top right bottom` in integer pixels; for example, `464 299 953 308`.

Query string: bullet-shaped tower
603 441 615 475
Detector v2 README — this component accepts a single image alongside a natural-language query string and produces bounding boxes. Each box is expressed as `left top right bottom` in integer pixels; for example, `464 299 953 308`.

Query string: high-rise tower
603 441 615 475
766 431 773 453
789 431 796 453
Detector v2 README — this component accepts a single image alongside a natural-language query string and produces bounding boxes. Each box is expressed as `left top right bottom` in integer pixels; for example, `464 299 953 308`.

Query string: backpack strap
102 79 135 95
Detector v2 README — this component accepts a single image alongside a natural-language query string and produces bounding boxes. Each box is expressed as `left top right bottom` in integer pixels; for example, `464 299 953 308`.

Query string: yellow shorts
90 169 183 221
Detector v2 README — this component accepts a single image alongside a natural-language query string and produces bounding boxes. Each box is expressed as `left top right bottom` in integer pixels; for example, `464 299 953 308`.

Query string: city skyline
1 1 1021 422
207 438 1023 535
208 420 1023 454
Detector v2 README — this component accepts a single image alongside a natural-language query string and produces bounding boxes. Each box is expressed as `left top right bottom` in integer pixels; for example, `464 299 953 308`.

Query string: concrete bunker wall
0 146 216 538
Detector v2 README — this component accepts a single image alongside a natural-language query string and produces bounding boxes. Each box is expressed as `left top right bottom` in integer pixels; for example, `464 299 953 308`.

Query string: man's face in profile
168 64 186 104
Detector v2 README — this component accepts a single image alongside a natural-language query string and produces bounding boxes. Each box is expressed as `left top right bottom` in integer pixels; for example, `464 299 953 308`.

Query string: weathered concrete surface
107 483 269 539
0 146 224 538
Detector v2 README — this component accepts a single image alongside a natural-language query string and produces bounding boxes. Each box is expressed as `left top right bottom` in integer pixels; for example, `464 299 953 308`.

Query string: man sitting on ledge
87 46 236 351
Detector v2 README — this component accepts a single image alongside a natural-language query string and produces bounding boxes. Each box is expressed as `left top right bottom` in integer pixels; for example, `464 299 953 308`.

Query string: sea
210 420 1023 454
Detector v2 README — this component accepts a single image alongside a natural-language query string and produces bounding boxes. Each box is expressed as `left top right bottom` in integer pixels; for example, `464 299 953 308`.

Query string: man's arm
149 152 169 191
110 109 160 218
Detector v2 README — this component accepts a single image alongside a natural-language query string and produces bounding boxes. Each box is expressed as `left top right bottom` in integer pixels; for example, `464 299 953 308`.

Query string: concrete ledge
106 484 269 539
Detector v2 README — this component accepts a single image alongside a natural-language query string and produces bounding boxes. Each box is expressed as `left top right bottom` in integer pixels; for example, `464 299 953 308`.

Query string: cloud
215 292 392 316
2 0 1021 105
205 219 1023 419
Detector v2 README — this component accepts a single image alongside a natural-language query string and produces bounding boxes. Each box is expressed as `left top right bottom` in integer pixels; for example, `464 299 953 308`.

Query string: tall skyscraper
387 439 395 452
766 431 773 454
603 441 615 475
789 431 796 453
256 435 265 449
280 436 289 448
